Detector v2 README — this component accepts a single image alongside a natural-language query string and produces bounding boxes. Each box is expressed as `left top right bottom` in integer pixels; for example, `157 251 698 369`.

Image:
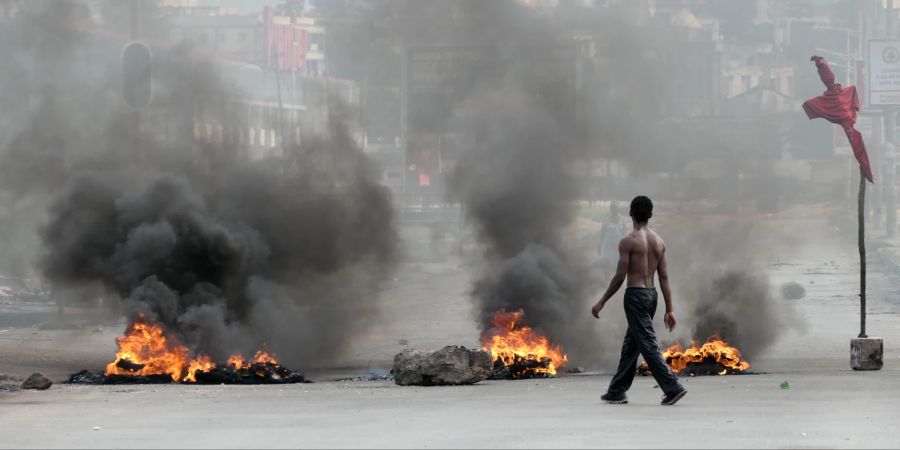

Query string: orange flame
226 354 246 369
651 334 750 375
481 310 568 377
226 350 278 370
105 317 283 383
104 319 195 382
185 355 215 383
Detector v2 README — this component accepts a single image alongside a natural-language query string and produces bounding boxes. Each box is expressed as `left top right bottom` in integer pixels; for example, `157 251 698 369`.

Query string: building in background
153 1 359 167
160 0 326 76
263 2 325 75
158 0 240 16
167 13 261 63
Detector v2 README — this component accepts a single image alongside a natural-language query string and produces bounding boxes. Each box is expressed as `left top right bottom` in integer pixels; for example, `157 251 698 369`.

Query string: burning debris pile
482 310 568 379
639 334 750 376
69 317 307 385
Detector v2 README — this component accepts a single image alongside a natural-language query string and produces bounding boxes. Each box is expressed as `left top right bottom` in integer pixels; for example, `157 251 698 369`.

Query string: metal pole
859 167 868 338
130 0 140 39
276 66 286 151
846 29 852 85
887 144 896 237
400 46 409 208
887 2 899 236
131 0 142 166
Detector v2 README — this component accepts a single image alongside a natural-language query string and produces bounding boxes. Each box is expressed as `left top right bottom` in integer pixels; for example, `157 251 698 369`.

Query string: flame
226 354 246 369
226 350 278 370
105 316 283 383
481 310 568 378
104 319 194 382
185 355 215 383
252 350 278 365
655 334 750 375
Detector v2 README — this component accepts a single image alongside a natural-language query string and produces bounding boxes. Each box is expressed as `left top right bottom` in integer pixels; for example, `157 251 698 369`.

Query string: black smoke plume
438 3 603 363
663 220 804 360
439 2 802 366
2 1 398 367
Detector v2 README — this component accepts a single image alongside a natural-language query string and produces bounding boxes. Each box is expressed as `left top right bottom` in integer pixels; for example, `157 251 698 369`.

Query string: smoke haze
434 1 803 365
0 0 823 371
1 1 398 367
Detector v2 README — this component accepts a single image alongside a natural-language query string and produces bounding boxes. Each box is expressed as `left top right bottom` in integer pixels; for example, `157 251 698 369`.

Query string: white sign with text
869 40 900 106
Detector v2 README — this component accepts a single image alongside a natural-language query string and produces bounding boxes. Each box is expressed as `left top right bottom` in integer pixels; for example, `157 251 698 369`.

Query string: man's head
630 195 652 224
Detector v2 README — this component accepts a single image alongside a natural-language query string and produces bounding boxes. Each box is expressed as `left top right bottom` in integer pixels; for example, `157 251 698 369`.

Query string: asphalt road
2 369 898 449
2 216 899 448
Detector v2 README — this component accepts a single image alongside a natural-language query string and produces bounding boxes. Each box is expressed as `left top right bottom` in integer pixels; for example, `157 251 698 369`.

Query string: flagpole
858 166 867 338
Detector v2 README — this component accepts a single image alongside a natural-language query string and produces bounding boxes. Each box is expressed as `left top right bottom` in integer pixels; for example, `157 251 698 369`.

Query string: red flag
802 56 874 183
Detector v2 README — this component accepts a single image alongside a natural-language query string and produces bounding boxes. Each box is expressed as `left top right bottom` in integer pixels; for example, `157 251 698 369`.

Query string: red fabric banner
802 57 874 183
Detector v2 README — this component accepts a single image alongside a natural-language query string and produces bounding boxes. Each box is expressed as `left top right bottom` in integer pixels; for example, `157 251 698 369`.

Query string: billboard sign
868 40 900 106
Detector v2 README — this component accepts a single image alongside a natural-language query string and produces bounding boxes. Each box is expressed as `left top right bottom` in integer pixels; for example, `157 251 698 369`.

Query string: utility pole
886 2 898 237
850 0 884 371
275 52 286 153
131 0 143 166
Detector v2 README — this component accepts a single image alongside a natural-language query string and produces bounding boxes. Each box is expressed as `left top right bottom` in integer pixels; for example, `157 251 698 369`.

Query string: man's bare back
591 199 675 332
621 228 665 289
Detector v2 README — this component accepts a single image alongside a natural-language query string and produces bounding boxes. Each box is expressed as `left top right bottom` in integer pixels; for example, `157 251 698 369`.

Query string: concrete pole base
851 337 883 370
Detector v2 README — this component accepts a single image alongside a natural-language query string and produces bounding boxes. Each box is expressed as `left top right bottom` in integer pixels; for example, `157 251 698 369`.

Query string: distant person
598 202 627 265
591 196 686 406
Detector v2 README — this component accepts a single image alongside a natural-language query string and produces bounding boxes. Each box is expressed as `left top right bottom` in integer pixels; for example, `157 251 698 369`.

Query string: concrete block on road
394 345 492 386
851 337 883 370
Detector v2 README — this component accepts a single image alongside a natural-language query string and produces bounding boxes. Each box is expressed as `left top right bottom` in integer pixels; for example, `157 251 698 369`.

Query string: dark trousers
607 287 683 397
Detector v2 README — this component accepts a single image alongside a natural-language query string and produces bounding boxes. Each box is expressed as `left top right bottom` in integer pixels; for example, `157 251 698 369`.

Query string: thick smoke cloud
2 1 398 367
436 3 603 364
0 1 99 278
663 220 804 359
689 271 783 357
1 0 809 372
439 1 802 366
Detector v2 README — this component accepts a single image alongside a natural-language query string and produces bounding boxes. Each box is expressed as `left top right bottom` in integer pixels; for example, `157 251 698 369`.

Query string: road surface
1 215 899 448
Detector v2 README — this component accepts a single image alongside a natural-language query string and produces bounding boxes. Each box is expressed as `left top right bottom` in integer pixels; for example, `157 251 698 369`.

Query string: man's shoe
601 392 628 404
661 389 687 406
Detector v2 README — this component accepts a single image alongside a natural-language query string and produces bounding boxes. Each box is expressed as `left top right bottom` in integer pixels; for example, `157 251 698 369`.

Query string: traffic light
122 41 152 109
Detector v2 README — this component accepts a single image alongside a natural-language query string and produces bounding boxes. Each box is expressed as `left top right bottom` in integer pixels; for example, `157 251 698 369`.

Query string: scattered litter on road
780 381 790 390
92 427 101 431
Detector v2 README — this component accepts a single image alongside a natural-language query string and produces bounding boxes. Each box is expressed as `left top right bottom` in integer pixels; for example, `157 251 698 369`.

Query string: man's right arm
592 239 629 318
658 245 676 331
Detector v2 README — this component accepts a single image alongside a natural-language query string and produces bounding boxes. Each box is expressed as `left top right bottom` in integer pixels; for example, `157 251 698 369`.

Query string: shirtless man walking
591 196 687 406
